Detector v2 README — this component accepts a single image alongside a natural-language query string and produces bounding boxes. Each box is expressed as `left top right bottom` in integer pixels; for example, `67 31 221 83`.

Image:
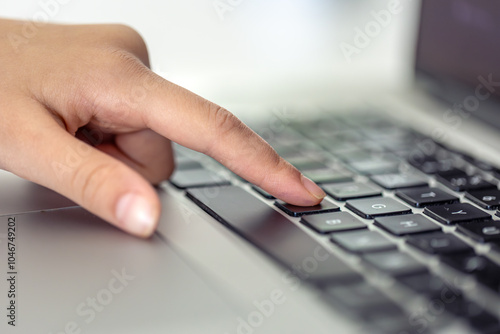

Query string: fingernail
300 174 326 200
115 193 156 237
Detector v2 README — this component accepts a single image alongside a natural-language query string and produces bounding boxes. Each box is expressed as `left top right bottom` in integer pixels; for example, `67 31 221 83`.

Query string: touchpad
0 170 76 215
0 208 237 334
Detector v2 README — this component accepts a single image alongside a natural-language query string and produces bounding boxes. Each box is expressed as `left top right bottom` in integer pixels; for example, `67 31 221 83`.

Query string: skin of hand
0 19 326 237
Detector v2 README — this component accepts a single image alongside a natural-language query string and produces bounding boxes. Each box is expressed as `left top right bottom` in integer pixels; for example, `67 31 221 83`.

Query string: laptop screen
415 0 500 127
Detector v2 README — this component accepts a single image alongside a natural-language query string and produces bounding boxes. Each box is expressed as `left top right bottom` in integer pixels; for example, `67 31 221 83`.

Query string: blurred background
0 0 421 110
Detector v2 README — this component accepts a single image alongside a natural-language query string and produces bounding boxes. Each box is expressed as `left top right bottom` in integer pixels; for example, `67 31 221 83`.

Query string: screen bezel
414 0 500 130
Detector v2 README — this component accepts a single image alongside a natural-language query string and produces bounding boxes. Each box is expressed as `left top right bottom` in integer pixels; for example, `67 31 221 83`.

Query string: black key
436 171 496 192
187 186 361 283
441 254 500 292
304 169 353 184
346 197 411 219
274 200 340 217
406 232 473 255
170 168 230 189
423 203 491 225
465 189 500 210
251 185 275 199
301 212 366 234
374 214 440 236
396 187 459 208
363 251 427 276
330 230 396 253
370 173 427 190
323 182 381 201
457 221 500 243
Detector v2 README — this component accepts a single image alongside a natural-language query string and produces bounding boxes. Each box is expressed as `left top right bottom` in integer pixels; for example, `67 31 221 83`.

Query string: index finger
133 72 326 205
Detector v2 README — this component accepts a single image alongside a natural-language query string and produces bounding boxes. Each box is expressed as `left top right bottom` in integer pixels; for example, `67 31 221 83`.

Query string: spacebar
186 186 361 284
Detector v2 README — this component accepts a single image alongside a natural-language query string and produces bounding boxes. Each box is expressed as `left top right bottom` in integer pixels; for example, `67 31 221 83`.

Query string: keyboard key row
179 116 500 332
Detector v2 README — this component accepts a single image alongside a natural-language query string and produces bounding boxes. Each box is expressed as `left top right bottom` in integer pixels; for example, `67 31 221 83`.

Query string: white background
0 0 420 112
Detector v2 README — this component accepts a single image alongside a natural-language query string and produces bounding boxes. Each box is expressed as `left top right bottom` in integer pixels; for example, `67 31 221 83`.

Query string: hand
0 19 325 237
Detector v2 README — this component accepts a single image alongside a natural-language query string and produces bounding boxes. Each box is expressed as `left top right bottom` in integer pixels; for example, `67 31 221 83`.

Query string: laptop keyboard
169 112 500 333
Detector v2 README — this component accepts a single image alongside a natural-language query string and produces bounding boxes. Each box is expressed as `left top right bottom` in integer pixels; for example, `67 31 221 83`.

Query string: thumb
5 104 159 237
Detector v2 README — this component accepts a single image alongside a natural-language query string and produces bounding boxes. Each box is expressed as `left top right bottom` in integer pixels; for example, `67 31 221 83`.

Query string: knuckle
204 103 242 154
100 47 151 93
106 48 144 71
208 104 241 139
105 24 149 66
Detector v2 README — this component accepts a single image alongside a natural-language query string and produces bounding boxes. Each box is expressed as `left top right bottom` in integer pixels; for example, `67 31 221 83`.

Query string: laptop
2 0 500 333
